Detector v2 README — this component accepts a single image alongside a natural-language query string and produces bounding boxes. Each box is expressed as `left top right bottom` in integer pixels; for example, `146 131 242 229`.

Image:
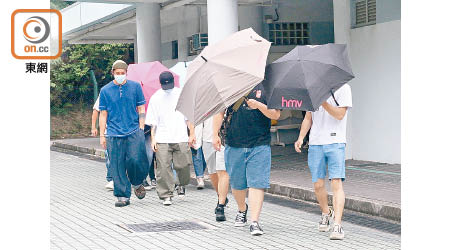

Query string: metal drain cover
118 221 215 233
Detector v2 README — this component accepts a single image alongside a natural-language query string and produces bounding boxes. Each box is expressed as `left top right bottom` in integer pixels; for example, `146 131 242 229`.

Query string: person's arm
187 121 196 148
212 111 225 151
321 102 347 120
137 104 145 130
295 112 312 153
99 110 108 149
151 125 158 152
91 110 99 136
246 99 281 120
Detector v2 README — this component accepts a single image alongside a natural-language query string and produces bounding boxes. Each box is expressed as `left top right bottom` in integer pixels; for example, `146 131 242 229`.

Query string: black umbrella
262 44 354 111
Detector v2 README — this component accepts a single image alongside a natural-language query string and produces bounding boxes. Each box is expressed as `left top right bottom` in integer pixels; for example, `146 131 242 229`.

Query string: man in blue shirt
99 60 149 207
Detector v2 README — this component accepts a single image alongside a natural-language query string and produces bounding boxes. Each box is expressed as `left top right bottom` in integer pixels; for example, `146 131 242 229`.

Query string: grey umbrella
262 44 354 111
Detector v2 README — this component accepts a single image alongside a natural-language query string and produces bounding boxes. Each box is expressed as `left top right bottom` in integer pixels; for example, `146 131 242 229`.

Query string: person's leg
224 146 248 214
203 143 219 192
330 179 345 224
172 142 193 187
192 147 205 178
144 133 155 181
325 143 347 225
232 189 247 212
105 149 113 182
155 143 175 199
246 145 271 223
308 145 329 213
215 147 229 205
314 179 330 213
125 130 149 187
107 137 130 199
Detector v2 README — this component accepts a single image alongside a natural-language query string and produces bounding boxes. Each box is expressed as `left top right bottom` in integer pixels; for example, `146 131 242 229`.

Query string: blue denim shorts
308 143 346 183
224 145 271 190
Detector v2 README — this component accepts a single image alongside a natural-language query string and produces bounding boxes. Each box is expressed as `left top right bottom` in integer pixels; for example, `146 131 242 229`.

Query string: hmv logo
282 96 303 108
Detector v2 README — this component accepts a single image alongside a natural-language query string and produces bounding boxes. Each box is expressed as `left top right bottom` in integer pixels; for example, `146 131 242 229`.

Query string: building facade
62 0 401 164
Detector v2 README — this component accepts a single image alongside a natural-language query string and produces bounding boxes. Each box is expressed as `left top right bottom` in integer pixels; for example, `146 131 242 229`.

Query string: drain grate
118 221 214 233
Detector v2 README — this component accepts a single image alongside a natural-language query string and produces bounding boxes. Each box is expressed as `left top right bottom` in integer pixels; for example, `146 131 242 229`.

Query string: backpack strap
330 90 339 106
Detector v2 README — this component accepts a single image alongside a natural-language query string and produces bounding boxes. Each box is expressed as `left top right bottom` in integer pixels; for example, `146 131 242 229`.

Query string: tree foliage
50 42 134 113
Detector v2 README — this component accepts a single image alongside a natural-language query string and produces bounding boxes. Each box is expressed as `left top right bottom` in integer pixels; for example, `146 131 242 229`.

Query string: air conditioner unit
192 33 208 51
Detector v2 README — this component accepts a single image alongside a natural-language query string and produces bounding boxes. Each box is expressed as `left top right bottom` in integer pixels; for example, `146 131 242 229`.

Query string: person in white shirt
295 84 352 240
91 96 113 191
145 71 195 206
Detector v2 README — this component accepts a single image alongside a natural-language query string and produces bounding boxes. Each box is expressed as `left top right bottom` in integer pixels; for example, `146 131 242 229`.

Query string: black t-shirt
225 83 271 148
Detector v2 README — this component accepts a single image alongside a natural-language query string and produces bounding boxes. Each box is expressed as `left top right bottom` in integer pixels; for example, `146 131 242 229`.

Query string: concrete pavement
51 151 400 250
51 138 401 221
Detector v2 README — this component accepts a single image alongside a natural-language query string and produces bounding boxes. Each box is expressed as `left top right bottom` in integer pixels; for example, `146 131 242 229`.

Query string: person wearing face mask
98 60 149 207
145 71 195 206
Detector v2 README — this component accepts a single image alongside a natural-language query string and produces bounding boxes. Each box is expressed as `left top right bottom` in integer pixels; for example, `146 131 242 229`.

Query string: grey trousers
155 142 193 199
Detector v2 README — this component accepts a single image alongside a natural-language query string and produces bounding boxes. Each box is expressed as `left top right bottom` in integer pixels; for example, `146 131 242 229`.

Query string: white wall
348 20 401 164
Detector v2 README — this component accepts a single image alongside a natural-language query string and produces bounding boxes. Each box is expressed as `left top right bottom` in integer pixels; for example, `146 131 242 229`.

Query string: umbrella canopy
127 61 180 111
176 28 271 126
169 61 192 89
262 44 354 111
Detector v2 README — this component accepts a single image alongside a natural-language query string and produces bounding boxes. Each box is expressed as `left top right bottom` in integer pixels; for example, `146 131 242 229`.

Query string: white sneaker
196 177 205 190
163 197 172 206
329 224 345 240
105 181 114 190
318 207 334 232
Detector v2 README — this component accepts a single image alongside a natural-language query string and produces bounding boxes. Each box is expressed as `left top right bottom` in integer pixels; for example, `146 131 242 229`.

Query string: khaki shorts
202 142 226 174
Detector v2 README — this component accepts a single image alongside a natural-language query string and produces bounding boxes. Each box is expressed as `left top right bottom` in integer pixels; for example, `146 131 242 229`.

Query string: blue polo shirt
99 80 146 137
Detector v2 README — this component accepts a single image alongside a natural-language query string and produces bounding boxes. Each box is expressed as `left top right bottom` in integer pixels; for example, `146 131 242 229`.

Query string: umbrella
127 61 180 111
262 44 354 111
176 28 271 126
169 61 192 89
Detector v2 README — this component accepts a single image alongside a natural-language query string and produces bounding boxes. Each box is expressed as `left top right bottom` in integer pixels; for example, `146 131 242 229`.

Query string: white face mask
163 88 174 94
114 74 126 84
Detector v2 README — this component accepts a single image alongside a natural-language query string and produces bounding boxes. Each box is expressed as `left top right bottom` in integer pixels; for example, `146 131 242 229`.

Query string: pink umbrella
127 61 180 111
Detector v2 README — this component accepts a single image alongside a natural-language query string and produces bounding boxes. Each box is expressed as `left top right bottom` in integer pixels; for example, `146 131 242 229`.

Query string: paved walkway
51 138 401 220
51 151 400 250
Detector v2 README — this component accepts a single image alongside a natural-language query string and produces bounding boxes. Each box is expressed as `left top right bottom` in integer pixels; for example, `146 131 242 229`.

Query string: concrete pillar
136 3 161 63
133 36 138 63
177 7 188 61
333 0 353 159
333 0 351 44
238 5 263 35
207 0 238 45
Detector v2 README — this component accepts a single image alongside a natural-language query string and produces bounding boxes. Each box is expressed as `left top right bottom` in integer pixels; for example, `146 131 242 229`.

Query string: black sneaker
217 197 229 207
177 186 185 198
250 221 264 236
234 204 248 227
215 204 226 222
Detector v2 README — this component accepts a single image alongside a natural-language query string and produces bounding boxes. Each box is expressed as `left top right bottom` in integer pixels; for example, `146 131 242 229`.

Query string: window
354 0 376 27
171 40 178 60
268 22 310 46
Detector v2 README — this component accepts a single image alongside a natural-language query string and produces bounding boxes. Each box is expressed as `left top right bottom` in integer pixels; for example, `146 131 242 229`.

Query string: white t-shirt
93 96 107 132
309 84 352 145
145 87 189 143
193 124 203 150
202 117 215 143
93 96 100 111
192 116 216 149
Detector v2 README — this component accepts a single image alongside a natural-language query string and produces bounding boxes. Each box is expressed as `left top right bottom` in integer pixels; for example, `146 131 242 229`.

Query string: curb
51 141 400 222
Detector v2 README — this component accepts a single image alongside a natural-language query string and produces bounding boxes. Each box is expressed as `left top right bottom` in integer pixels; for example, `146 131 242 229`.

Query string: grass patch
51 107 93 139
